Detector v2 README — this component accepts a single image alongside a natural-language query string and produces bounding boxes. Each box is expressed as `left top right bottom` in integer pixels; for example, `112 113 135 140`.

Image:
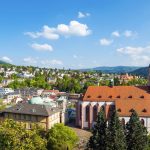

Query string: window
116 95 120 98
93 105 97 122
87 95 91 98
80 104 82 120
142 108 147 113
129 109 134 112
108 95 112 98
141 119 145 126
85 105 89 122
140 95 144 99
97 95 102 98
121 118 125 126
128 95 132 98
117 108 121 112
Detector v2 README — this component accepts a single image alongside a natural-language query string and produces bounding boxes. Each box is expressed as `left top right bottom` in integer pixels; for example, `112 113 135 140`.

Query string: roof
29 96 43 104
115 100 150 117
83 86 150 101
3 103 61 116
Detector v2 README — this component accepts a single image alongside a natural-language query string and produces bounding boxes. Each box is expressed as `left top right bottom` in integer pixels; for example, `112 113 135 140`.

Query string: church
76 65 150 132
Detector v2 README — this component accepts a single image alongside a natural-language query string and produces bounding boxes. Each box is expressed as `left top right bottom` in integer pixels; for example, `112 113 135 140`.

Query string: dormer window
129 108 134 112
140 95 144 99
128 95 132 98
97 95 102 98
142 108 147 113
108 95 112 98
116 95 120 98
117 108 121 112
87 95 91 98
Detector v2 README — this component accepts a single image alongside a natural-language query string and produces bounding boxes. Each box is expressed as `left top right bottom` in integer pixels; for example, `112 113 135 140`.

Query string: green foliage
46 123 78 150
88 107 107 150
126 111 148 150
0 119 47 150
106 111 126 150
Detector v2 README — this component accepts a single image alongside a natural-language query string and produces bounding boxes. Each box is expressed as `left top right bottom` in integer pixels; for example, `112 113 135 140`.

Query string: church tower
148 64 150 86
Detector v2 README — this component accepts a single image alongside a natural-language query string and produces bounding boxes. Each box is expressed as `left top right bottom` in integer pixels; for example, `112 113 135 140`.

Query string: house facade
0 103 65 130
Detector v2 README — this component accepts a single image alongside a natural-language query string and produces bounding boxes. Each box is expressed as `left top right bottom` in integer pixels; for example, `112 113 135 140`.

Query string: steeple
148 64 150 86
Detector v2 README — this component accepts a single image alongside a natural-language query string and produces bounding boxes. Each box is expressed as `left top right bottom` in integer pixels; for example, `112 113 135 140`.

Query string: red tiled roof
115 99 150 117
83 86 150 101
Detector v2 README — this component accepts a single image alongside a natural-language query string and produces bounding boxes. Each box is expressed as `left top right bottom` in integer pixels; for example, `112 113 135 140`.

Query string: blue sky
0 0 150 69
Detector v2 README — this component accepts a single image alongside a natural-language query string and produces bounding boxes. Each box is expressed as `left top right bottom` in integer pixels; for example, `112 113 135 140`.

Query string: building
76 86 150 131
0 103 65 130
76 65 150 132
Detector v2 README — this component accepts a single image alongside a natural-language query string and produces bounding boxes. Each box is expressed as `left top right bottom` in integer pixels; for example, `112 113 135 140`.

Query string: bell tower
148 64 150 86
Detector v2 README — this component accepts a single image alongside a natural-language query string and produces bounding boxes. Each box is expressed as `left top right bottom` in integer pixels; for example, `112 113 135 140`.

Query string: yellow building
0 103 65 130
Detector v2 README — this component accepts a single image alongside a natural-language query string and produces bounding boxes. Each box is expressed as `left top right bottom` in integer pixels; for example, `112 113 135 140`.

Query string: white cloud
78 11 90 18
57 20 91 36
1 56 12 63
31 43 53 52
123 30 137 38
117 45 150 65
111 31 120 37
25 25 59 40
100 38 113 46
23 57 38 64
25 20 91 39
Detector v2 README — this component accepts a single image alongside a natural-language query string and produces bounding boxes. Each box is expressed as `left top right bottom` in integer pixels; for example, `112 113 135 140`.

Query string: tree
126 111 148 150
106 111 126 150
88 107 107 150
0 119 47 150
46 123 78 150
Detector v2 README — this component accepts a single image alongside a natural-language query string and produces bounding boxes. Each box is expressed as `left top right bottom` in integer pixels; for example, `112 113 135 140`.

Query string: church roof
116 99 150 117
83 86 150 101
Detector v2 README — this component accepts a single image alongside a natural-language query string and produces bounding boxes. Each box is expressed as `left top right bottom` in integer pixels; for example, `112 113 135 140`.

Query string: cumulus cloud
25 25 59 40
78 11 90 18
111 31 120 37
31 43 53 52
123 30 137 38
99 38 113 46
1 56 12 63
25 20 91 39
57 20 91 36
117 45 150 65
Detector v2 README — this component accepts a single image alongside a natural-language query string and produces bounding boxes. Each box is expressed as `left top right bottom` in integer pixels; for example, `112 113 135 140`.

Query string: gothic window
141 119 145 126
121 118 125 126
86 105 89 122
80 104 82 120
93 105 97 122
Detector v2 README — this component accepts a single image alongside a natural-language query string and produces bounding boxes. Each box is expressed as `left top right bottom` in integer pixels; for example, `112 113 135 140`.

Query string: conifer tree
106 110 126 150
126 111 148 150
88 107 107 150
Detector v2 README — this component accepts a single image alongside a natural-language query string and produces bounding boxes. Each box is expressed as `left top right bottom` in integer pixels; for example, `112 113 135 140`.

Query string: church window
86 105 89 122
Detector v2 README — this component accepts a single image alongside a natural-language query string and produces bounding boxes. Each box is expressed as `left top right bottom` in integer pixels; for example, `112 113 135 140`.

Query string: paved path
68 124 92 150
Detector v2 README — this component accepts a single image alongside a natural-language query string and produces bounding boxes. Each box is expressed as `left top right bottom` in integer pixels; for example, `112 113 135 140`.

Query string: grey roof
3 103 62 116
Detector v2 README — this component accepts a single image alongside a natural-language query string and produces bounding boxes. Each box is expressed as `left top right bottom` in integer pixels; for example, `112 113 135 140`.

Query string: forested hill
81 66 140 73
0 60 12 66
130 67 148 77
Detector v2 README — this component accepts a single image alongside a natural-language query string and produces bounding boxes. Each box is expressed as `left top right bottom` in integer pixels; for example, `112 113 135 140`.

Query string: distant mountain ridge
130 67 148 77
81 66 141 73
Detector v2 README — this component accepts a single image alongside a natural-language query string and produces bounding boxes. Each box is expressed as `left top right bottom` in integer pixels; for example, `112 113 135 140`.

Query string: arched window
93 105 97 122
141 119 145 126
86 105 89 122
121 118 125 126
79 104 82 120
